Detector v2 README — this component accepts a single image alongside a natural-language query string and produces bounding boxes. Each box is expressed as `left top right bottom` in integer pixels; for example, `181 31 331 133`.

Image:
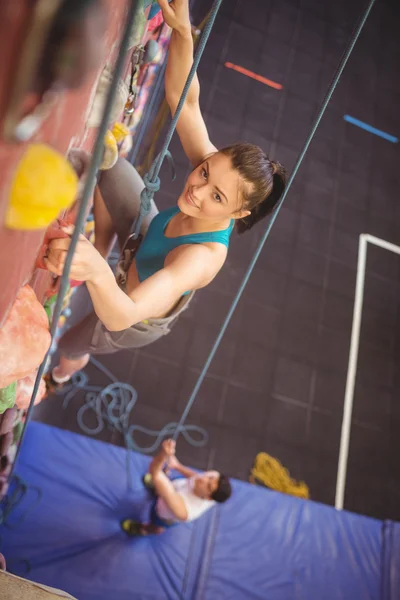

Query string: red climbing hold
0 286 51 388
35 217 71 271
15 371 47 410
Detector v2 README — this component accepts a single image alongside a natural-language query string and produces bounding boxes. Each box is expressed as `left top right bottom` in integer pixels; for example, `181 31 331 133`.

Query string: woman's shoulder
172 238 228 262
166 241 227 288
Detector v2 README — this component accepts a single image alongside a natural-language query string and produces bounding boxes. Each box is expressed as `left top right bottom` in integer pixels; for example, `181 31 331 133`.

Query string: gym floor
35 0 400 520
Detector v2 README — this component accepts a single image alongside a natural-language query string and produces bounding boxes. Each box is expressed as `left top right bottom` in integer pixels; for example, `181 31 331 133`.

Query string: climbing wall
0 0 129 326
0 0 161 503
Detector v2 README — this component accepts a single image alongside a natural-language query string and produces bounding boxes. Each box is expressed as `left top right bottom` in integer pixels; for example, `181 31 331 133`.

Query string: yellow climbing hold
100 129 119 170
250 452 310 500
104 129 118 150
111 122 130 143
100 124 130 170
5 143 78 230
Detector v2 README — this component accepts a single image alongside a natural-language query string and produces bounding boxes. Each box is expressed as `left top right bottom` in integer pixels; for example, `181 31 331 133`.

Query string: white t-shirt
156 477 215 523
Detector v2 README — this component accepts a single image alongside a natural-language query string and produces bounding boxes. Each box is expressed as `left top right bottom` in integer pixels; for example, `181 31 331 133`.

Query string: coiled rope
60 357 208 455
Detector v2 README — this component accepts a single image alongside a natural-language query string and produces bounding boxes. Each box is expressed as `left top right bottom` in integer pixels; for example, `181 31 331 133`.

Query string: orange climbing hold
0 286 51 388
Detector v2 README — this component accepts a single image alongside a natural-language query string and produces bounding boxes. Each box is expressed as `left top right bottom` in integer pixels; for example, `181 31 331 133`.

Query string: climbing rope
7 0 143 485
171 0 377 443
0 475 42 528
0 475 43 572
132 0 223 237
60 357 208 455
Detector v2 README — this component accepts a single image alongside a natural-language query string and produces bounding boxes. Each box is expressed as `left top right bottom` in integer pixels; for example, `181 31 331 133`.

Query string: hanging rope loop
139 173 160 217
142 173 160 195
134 149 176 235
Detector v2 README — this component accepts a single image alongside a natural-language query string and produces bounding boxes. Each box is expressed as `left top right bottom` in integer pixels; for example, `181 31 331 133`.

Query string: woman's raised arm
159 0 217 165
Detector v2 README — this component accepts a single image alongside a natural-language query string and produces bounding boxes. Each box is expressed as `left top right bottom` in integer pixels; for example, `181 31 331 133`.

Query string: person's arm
158 0 216 166
88 242 225 329
168 454 197 479
150 440 188 521
45 230 225 331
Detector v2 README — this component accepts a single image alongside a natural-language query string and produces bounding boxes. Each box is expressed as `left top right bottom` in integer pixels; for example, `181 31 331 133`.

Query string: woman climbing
45 0 287 384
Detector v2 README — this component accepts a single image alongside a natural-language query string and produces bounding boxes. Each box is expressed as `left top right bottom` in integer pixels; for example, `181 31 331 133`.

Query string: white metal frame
335 233 400 510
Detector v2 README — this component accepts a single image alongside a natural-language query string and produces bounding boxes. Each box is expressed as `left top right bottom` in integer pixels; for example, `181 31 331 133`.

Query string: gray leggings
58 158 193 360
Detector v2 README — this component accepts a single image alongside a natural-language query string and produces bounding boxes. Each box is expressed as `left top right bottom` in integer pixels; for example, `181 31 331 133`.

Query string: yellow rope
250 452 310 500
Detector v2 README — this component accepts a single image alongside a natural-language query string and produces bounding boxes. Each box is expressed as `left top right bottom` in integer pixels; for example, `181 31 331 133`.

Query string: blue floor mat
0 422 398 600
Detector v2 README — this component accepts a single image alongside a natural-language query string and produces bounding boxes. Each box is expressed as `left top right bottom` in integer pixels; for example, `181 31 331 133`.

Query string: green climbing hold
43 294 58 323
0 382 17 414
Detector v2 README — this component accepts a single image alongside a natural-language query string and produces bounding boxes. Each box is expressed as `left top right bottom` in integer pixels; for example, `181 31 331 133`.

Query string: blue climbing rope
132 0 223 237
171 0 377 442
60 357 208 455
0 475 42 528
6 0 143 484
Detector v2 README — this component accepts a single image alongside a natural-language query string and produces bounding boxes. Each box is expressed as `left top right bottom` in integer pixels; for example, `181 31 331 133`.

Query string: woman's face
177 152 251 222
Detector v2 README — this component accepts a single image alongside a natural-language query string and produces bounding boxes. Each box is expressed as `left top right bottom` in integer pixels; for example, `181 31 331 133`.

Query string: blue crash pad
1 422 399 600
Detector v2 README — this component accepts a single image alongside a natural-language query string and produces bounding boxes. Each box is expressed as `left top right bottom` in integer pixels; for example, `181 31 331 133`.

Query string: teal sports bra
135 206 234 291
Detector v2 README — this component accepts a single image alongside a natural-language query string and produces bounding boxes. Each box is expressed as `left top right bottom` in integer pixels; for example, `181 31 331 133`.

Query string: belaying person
121 439 232 535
